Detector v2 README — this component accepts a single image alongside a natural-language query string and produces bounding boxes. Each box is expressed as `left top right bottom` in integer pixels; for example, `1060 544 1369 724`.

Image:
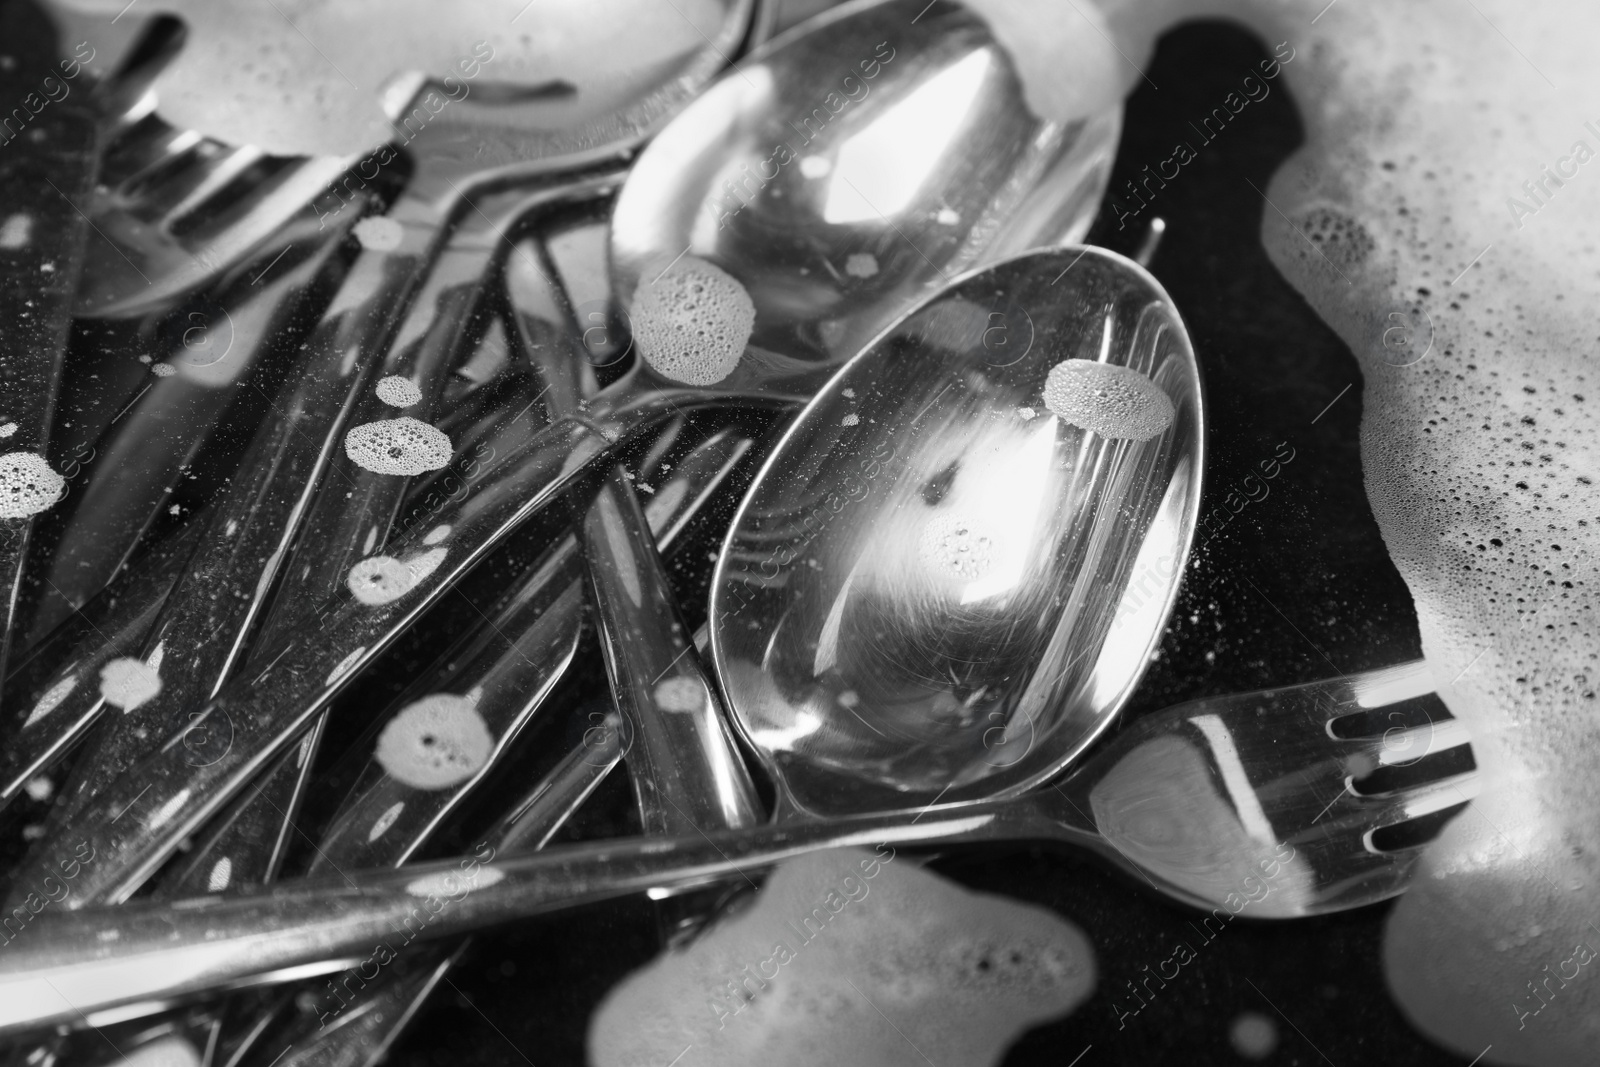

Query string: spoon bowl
605 0 1120 402
712 244 1203 816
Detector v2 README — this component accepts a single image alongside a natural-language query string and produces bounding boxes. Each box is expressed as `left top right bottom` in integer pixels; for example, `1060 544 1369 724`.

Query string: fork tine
158 144 266 227
1373 717 1473 765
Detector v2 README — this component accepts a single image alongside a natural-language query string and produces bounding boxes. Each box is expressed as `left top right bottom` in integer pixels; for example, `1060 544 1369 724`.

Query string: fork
0 659 1478 1033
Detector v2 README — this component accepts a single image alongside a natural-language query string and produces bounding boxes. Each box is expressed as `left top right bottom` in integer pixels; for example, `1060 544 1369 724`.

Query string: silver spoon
20 0 1124 909
0 659 1478 1034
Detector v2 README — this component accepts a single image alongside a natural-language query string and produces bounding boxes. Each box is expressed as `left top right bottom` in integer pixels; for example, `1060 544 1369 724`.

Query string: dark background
0 13 1476 1067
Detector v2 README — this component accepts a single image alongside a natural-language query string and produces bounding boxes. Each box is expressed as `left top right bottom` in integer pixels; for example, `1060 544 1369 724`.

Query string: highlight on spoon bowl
711 245 1204 817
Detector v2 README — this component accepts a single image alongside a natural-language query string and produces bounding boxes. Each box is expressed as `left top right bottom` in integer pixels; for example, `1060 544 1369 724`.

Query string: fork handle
0 802 1078 1035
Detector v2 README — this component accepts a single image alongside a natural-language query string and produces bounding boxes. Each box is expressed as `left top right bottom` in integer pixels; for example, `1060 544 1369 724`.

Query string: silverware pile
0 1 1479 1063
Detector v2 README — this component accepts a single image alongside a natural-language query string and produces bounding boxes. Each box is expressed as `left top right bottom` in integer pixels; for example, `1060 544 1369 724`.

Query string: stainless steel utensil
0 659 1477 1034
21 0 1122 909
6 0 758 902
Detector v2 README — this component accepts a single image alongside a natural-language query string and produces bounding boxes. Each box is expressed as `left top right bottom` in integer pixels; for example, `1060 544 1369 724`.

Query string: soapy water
0 452 65 519
375 375 422 408
1062 0 1600 1061
1041 359 1174 441
630 255 755 386
99 657 162 712
344 417 453 476
22 675 76 729
374 693 493 790
590 847 1095 1067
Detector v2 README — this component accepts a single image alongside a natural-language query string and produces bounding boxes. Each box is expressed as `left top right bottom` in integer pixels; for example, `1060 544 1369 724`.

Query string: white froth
345 417 453 476
405 866 504 897
113 1035 200 1067
1041 360 1174 441
23 675 77 728
918 514 997 580
653 676 704 713
0 214 29 249
99 657 162 712
963 0 1128 124
1082 0 1600 1061
844 253 878 278
23 776 52 802
589 848 1095 1066
0 422 16 438
353 216 404 252
206 857 232 893
630 256 755 386
374 693 493 790
0 453 64 519
151 363 176 377
368 801 404 842
375 375 422 408
51 0 733 157
346 547 447 606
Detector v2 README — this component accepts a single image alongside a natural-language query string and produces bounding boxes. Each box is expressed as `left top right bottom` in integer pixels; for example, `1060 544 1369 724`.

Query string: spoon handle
0 802 1072 1035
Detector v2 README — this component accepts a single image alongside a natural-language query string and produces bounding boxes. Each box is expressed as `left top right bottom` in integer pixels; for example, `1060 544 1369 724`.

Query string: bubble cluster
0 452 64 519
590 848 1095 1066
630 256 755 386
1041 360 1174 441
918 513 997 580
345 417 453 476
100 657 162 712
375 375 422 408
653 676 704 713
346 547 447 606
353 216 403 252
375 693 493 790
23 675 76 729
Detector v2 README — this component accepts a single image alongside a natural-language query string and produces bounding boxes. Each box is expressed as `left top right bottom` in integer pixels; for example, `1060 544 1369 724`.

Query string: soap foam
100 657 162 712
375 375 422 408
50 0 735 156
346 547 447 606
1081 0 1600 1060
344 417 452 476
0 453 64 519
653 676 704 713
962 0 1129 125
918 513 997 580
1041 359 1174 441
591 848 1094 1066
374 693 493 790
353 216 403 252
630 256 755 386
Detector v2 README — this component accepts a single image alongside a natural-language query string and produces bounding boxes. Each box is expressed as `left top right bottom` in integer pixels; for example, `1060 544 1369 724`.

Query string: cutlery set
0 0 1476 1056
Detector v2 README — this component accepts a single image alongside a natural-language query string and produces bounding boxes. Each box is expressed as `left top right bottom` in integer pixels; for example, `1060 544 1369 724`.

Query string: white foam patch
353 216 404 252
100 657 162 712
0 453 64 519
113 1035 201 1067
345 417 453 476
1041 360 1174 441
0 213 29 249
151 363 176 377
589 848 1095 1066
23 776 52 802
918 514 997 580
54 0 734 157
844 253 878 278
374 693 493 790
368 801 404 842
1079 1 1600 1061
375 374 422 408
0 422 16 438
206 857 232 892
630 256 755 386
325 647 366 688
346 547 447 606
653 676 704 713
963 0 1127 124
23 675 77 729
405 866 504 897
